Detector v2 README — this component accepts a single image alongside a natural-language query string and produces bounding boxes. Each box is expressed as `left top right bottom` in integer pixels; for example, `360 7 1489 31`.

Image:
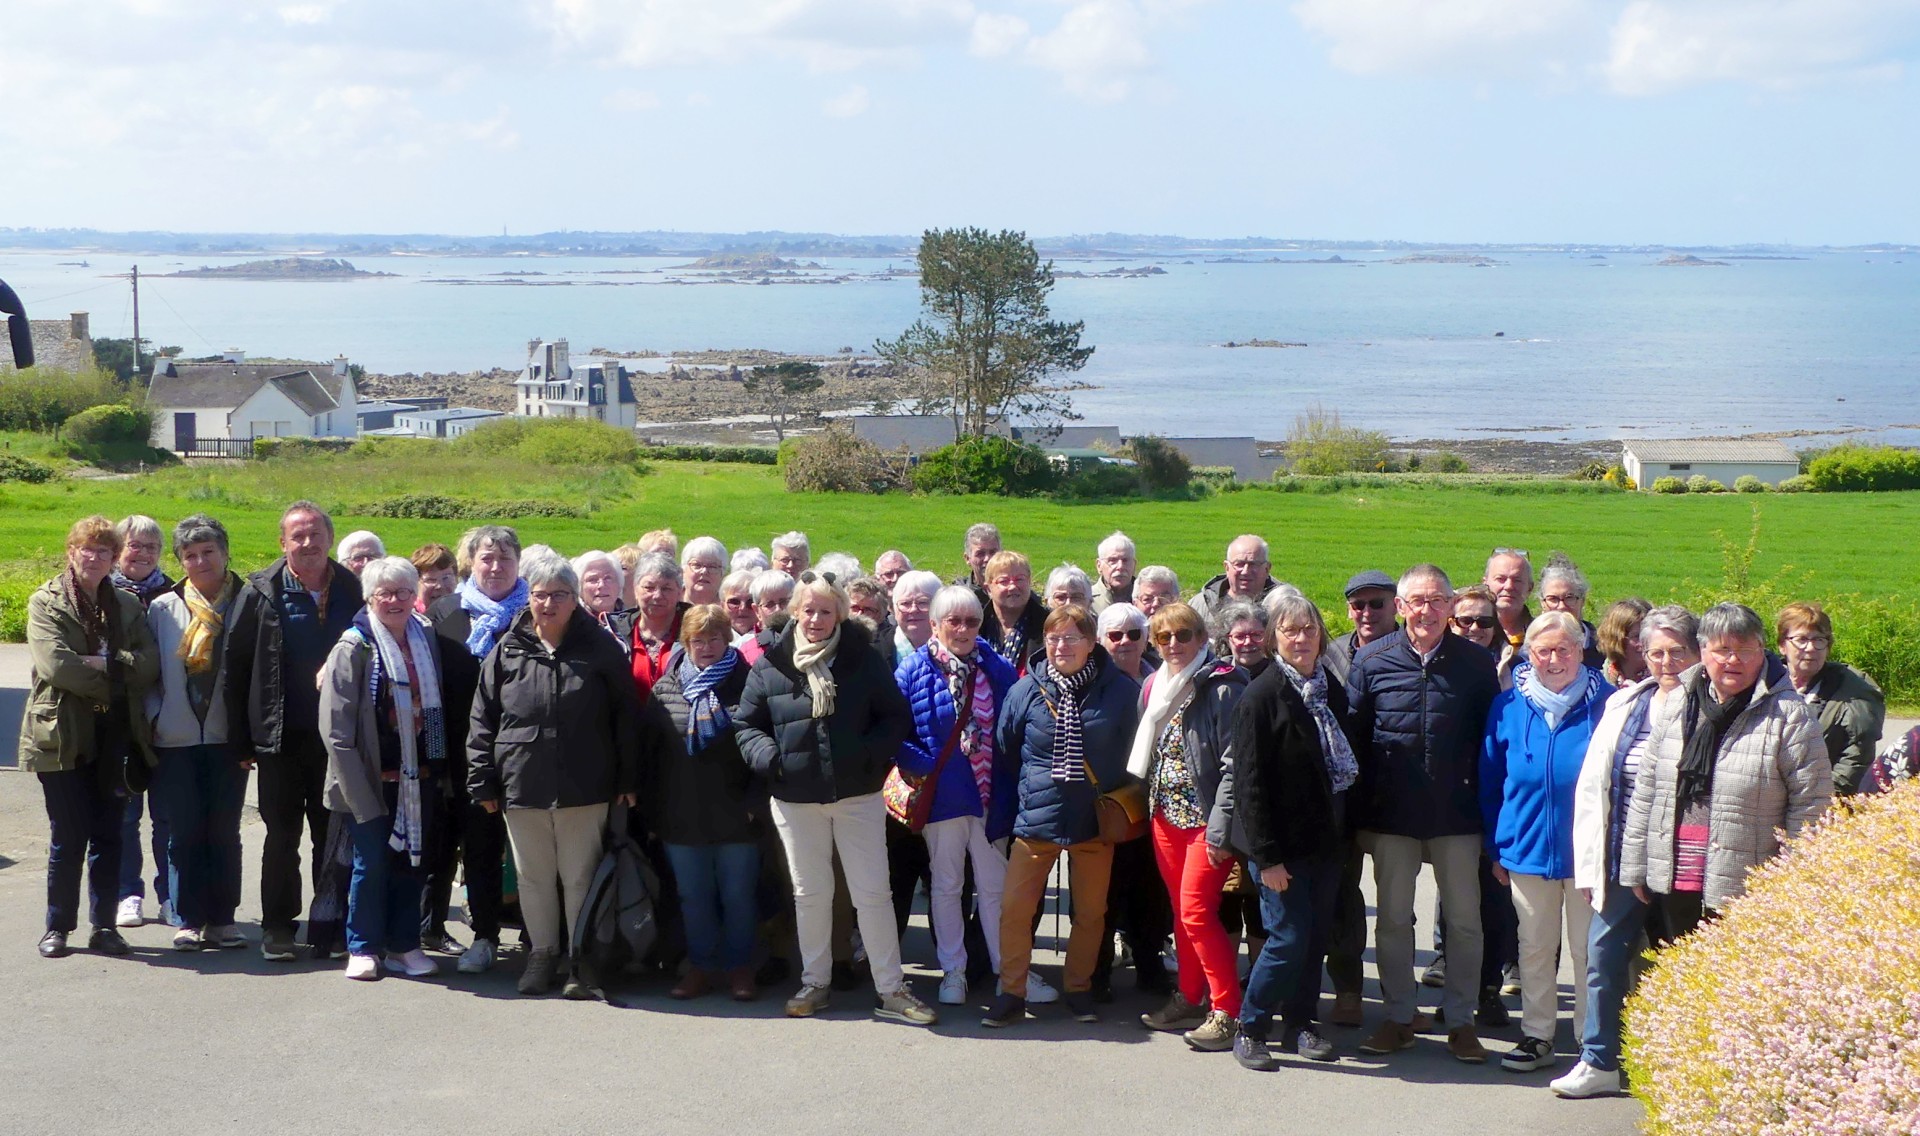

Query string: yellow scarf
180 575 236 675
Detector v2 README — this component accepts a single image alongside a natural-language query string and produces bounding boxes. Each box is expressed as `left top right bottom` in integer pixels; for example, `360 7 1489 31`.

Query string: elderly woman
1552 605 1700 1099
1098 602 1151 681
846 575 897 667
1776 602 1885 797
1536 554 1604 670
111 514 173 929
815 552 863 584
24 516 160 958
335 531 385 577
984 605 1142 1028
892 585 1022 1006
649 603 761 1002
1480 611 1613 1074
410 544 458 612
637 528 678 559
1215 599 1272 678
740 569 796 665
1128 602 1248 1050
318 557 449 981
735 575 930 1024
1133 565 1180 620
733 547 770 573
1089 597 1172 1001
610 552 688 700
769 531 810 577
680 536 729 607
982 550 1046 676
1045 563 1093 611
721 569 762 642
144 514 250 951
1620 603 1831 940
890 570 942 659
1229 591 1360 1070
468 553 645 998
1596 598 1653 688
572 550 628 628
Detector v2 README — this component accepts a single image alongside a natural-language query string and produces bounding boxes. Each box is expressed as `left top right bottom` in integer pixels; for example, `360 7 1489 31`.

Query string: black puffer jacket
467 607 647 810
1346 629 1499 840
735 619 911 805
1231 662 1358 866
649 651 762 844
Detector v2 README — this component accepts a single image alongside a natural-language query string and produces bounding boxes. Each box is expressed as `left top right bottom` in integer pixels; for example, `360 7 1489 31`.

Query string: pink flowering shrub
1624 783 1920 1135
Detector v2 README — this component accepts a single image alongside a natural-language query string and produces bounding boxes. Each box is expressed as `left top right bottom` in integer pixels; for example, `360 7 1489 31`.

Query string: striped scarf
931 640 995 806
353 610 445 868
1041 656 1099 784
677 647 740 752
111 567 173 608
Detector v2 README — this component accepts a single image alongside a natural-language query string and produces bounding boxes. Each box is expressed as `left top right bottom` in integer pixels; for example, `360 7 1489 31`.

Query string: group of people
21 510 1898 1091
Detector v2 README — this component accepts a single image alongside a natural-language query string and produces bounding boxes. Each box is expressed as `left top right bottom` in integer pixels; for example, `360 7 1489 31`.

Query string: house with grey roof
517 338 637 429
1621 439 1801 489
388 406 504 439
146 353 358 452
0 312 94 373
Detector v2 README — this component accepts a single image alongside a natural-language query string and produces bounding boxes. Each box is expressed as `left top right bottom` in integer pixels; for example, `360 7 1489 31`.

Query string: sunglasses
1348 597 1389 611
1453 615 1498 630
942 615 982 629
1104 628 1143 643
1152 627 1198 646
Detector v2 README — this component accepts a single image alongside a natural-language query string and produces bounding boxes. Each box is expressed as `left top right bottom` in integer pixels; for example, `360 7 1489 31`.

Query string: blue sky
3 0 1917 244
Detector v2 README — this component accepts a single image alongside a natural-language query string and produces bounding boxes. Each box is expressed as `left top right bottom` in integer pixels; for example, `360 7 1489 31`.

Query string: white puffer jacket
1570 678 1658 907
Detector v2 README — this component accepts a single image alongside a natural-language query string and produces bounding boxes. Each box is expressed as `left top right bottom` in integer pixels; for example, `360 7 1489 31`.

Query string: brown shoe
1411 1011 1438 1033
1358 1020 1418 1055
1329 992 1364 1028
1447 1026 1489 1064
670 969 712 1000
728 967 758 1002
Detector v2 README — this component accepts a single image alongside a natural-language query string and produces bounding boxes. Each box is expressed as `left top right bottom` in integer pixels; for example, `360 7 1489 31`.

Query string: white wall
1629 459 1800 488
232 386 315 439
149 406 230 447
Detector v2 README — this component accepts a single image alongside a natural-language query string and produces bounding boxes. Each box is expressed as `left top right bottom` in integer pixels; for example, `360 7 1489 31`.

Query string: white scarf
791 624 841 719
362 612 444 867
1128 648 1212 780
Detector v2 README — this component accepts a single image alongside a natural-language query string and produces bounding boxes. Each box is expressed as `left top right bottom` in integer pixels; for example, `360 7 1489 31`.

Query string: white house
1622 439 1801 489
388 407 505 439
516 338 637 429
147 354 358 452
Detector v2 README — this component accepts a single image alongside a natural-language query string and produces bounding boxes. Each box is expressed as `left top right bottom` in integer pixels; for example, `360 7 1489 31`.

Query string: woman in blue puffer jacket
1479 610 1611 1075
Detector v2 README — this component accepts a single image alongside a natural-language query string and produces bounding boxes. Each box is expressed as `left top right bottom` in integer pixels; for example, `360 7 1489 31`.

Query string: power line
146 282 217 353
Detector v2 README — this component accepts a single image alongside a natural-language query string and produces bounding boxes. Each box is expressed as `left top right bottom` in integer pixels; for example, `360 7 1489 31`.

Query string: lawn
4 452 1917 702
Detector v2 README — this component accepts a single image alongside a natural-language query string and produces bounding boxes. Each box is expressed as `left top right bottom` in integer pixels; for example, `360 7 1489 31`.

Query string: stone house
0 311 94 373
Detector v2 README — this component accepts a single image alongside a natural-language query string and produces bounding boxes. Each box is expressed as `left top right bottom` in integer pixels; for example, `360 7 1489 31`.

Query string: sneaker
209 925 246 950
116 896 145 928
517 949 556 996
1329 991 1364 1028
160 900 176 928
1551 1061 1624 1098
1291 1025 1337 1062
1184 1009 1238 1052
1063 990 1100 1023
874 987 937 1027
1448 1026 1489 1064
262 931 297 962
1141 991 1206 1032
87 927 131 956
1477 987 1512 1029
1502 1035 1556 1072
1024 972 1061 1005
344 954 381 981
561 973 596 1001
1501 965 1522 997
981 992 1027 1028
1421 954 1447 988
938 970 970 1006
456 937 497 975
1234 1032 1280 1072
1358 1020 1417 1055
785 984 832 1018
172 927 204 952
383 949 440 977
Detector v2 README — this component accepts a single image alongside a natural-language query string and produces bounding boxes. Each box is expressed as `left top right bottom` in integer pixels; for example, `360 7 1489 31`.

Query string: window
1668 463 1691 471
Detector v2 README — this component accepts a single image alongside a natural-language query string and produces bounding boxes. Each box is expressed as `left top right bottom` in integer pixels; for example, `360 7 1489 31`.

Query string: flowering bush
1624 783 1920 1135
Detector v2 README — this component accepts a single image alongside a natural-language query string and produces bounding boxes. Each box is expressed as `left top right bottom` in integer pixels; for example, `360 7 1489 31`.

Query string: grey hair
1259 583 1304 624
731 547 769 573
114 514 163 548
720 568 760 598
1524 610 1584 648
1227 533 1270 561
520 543 557 566
1397 563 1454 598
1639 604 1701 652
1097 602 1148 634
1045 562 1093 602
280 500 334 540
751 569 795 603
1539 553 1590 600
1097 530 1135 560
1266 591 1332 655
1135 564 1180 592
170 513 229 560
892 569 942 607
335 530 384 562
930 584 983 625
1698 602 1765 647
963 522 1000 552
468 524 522 561
571 549 624 593
632 551 683 588
1211 598 1269 644
359 555 421 596
814 551 862 583
681 535 728 568
875 549 912 572
771 530 810 558
845 575 890 605
520 551 578 595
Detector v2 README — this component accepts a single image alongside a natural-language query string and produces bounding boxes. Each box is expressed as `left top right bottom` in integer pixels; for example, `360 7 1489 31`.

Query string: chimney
554 338 570 379
527 338 541 361
332 354 349 378
69 312 89 341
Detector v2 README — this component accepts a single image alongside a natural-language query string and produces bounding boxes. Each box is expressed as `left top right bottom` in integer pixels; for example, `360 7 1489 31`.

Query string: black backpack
571 804 663 1000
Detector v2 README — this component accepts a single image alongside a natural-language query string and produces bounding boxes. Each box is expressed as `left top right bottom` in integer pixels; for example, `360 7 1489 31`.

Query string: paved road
0 642 1654 1134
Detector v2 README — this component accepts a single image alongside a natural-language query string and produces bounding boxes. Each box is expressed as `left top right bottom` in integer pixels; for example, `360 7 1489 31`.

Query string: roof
270 370 337 417
355 400 418 415
1014 424 1123 449
1622 439 1800 464
394 407 502 422
0 318 94 373
846 414 1001 452
147 361 346 415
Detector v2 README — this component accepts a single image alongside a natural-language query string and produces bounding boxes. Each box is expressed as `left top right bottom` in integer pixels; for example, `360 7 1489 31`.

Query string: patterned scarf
1041 655 1100 784
457 576 528 659
111 567 173 607
1281 658 1359 795
352 609 445 868
60 567 113 654
677 647 740 752
931 639 995 805
282 560 334 624
790 624 841 719
179 574 238 676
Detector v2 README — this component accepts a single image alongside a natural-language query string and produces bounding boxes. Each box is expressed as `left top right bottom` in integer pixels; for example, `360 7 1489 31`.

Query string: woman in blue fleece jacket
1479 611 1610 1074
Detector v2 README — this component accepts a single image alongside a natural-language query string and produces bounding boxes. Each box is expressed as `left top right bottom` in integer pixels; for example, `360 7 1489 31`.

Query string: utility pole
130 264 142 379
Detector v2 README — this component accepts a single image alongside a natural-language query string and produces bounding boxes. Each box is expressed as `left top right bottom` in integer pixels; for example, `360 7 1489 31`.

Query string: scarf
931 639 995 805
458 576 528 659
179 575 238 676
894 625 917 660
1677 668 1756 813
1281 658 1359 794
283 560 334 624
678 648 740 751
353 609 445 868
998 605 1031 671
60 567 113 654
1041 655 1100 784
111 567 172 607
790 624 841 719
1517 662 1601 729
1128 648 1212 780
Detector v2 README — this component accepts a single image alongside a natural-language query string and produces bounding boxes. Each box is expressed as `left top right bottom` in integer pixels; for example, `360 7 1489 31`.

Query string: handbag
883 683 972 833
1085 758 1149 844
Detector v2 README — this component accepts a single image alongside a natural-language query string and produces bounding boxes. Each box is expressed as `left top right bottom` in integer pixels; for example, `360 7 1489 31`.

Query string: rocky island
164 256 392 279
1657 253 1730 267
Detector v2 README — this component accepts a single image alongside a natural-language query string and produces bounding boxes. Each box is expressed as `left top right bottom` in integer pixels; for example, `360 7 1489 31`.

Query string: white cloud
970 11 1030 56
1025 0 1155 101
540 0 978 72
823 84 873 116
604 87 663 111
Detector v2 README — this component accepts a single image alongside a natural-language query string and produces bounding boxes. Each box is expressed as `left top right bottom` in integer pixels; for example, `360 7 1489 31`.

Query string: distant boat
57 260 90 267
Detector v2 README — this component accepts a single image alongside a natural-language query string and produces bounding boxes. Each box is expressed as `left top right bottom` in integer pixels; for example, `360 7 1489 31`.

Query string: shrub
1651 476 1687 494
1189 465 1238 492
1285 403 1392 475
1569 461 1610 481
1805 443 1920 491
0 454 57 483
640 443 777 465
1733 474 1768 493
253 437 355 460
0 367 125 432
775 437 804 468
1624 784 1920 1135
1121 435 1193 493
63 403 152 446
365 494 585 520
1603 463 1635 490
1055 461 1143 500
1429 451 1472 473
782 425 912 494
1776 474 1813 493
912 436 1058 497
449 417 638 466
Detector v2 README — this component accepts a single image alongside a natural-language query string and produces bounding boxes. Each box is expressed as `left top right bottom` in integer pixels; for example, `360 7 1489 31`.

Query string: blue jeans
1240 854 1342 1038
664 842 761 972
119 791 172 909
1579 882 1649 1071
150 745 249 930
40 767 126 933
347 811 428 957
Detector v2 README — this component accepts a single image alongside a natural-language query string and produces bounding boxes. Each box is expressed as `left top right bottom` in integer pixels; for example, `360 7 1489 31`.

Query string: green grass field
4 450 1917 703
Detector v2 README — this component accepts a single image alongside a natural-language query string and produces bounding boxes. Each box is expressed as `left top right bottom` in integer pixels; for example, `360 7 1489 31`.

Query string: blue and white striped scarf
677 647 740 752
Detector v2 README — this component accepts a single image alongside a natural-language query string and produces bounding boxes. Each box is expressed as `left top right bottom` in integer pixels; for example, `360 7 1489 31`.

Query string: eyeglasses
1401 595 1452 610
370 589 416 603
1348 597 1389 611
1104 628 1143 643
1540 593 1580 607
941 615 982 629
1453 615 1498 630
1152 627 1198 646
529 590 575 603
1043 634 1087 648
1784 635 1832 649
724 597 754 608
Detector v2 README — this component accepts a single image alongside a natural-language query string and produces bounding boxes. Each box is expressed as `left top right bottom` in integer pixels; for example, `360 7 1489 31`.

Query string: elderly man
874 550 913 596
1348 565 1499 1065
227 501 364 962
770 531 810 578
1324 569 1398 685
1190 534 1278 626
955 522 1001 592
1090 531 1136 614
1485 548 1534 651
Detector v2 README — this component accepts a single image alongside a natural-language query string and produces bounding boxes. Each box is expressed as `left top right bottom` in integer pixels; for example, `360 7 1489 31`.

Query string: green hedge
64 403 153 446
0 454 57 483
253 437 356 460
1805 444 1920 491
641 443 778 465
365 493 585 520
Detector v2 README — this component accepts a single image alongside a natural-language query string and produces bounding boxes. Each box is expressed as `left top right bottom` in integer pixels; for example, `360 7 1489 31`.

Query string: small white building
1622 439 1801 489
147 354 358 452
516 338 637 429
388 407 505 439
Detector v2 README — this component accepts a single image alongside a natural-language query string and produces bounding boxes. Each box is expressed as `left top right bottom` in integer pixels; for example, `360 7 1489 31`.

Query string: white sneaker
1551 1061 1623 1098
384 949 440 978
160 900 176 928
1024 972 1061 1004
116 896 145 928
457 937 497 974
938 971 969 1005
344 954 381 981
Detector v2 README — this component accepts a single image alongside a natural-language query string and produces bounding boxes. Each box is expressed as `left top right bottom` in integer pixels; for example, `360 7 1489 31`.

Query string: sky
2 0 1918 245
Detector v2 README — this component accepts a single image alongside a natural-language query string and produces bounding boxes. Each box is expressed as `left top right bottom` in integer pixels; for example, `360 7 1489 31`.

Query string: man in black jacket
225 501 362 961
